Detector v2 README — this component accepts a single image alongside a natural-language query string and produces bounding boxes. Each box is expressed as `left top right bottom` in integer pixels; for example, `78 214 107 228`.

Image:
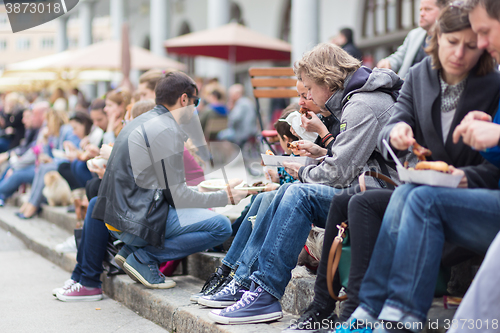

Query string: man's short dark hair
89 98 105 112
155 72 198 107
340 28 353 43
466 0 500 20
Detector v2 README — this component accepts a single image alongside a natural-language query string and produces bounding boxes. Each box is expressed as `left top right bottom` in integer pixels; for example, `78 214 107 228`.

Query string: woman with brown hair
324 4 500 332
103 88 131 145
17 108 81 219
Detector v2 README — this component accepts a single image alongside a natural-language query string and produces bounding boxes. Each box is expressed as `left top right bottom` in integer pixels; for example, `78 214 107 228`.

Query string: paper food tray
261 154 322 167
396 165 463 188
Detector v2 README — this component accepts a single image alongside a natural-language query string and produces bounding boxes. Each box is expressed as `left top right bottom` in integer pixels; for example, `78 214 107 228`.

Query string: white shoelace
62 236 76 247
62 279 76 290
215 279 237 296
64 282 83 294
226 290 258 312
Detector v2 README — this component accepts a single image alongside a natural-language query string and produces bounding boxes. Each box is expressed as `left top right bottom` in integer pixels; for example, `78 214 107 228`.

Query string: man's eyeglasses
190 96 200 107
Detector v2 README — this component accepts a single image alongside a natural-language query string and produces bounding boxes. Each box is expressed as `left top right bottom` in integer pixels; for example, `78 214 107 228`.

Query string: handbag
326 171 397 301
326 170 451 301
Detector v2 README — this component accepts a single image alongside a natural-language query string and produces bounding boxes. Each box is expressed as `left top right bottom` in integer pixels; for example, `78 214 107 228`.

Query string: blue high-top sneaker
198 278 247 308
208 281 283 324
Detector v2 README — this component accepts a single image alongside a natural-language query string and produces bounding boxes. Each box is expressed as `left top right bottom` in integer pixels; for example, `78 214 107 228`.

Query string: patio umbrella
6 50 75 72
6 41 186 72
55 40 186 71
164 22 291 63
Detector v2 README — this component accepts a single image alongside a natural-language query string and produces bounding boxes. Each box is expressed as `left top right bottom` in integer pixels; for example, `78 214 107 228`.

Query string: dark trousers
313 187 393 320
71 197 109 288
58 161 93 190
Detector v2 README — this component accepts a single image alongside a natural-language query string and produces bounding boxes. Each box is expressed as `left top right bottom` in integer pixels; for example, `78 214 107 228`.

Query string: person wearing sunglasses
89 71 247 291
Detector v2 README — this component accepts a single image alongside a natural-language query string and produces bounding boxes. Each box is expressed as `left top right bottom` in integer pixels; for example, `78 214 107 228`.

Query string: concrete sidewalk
0 228 168 333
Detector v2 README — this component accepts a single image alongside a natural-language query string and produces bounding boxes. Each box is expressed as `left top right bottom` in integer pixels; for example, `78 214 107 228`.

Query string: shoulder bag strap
326 222 349 301
358 170 398 192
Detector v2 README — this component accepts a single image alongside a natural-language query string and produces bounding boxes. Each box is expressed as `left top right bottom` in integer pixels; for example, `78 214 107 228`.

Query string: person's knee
406 187 437 220
221 217 232 238
39 163 55 173
349 192 370 213
83 197 98 222
211 215 232 241
284 183 308 202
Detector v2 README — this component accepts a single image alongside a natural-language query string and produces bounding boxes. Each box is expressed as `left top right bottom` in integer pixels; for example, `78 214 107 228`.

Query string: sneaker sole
114 254 126 270
208 310 283 324
55 292 103 302
197 296 237 308
123 262 176 289
52 288 62 297
116 255 140 282
190 294 202 303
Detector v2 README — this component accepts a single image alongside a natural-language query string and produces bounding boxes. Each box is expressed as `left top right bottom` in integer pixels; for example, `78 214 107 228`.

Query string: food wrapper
261 154 323 167
396 165 463 188
285 111 318 142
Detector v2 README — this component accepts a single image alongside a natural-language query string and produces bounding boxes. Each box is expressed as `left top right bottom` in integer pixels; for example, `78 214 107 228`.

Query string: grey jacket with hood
299 67 403 188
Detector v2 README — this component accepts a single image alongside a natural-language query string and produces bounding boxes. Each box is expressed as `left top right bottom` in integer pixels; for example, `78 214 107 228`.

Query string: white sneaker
52 279 77 296
55 236 77 253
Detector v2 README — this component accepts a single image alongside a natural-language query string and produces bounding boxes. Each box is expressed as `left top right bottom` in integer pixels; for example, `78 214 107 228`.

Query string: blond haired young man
205 43 403 326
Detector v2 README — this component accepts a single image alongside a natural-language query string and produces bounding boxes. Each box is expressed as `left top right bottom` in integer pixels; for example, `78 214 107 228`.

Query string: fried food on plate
415 161 450 173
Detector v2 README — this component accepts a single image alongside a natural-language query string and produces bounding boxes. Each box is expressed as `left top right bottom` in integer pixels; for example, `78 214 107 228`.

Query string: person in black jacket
92 72 247 289
53 72 249 301
332 28 363 61
0 101 46 166
0 92 26 153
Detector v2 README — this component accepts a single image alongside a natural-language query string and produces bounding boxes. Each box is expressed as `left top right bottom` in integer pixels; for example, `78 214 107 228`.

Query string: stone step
38 203 315 315
3 203 457 332
0 205 296 333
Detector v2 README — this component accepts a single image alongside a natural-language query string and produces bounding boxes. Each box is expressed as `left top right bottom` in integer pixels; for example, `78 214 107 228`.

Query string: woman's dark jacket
378 57 500 189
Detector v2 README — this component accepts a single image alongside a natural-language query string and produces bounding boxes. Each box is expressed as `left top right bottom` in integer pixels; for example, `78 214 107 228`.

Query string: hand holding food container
382 139 465 188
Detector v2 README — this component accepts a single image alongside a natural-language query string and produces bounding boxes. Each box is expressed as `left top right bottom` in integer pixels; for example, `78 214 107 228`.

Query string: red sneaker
56 283 103 302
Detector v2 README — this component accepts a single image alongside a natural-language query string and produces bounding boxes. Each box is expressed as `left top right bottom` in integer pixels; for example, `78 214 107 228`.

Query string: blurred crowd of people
2 1 500 333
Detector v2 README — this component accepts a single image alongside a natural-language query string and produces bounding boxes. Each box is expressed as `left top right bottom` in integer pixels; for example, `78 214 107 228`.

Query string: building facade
0 0 419 89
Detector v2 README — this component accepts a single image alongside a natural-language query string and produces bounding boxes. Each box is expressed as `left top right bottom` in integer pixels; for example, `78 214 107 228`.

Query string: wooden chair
249 67 298 154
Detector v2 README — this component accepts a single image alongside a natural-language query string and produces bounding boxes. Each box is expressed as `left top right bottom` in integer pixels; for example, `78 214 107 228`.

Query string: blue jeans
29 162 59 207
71 160 93 188
235 183 346 299
112 207 232 265
0 137 12 153
71 197 109 288
0 165 36 200
222 190 278 270
356 184 500 330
